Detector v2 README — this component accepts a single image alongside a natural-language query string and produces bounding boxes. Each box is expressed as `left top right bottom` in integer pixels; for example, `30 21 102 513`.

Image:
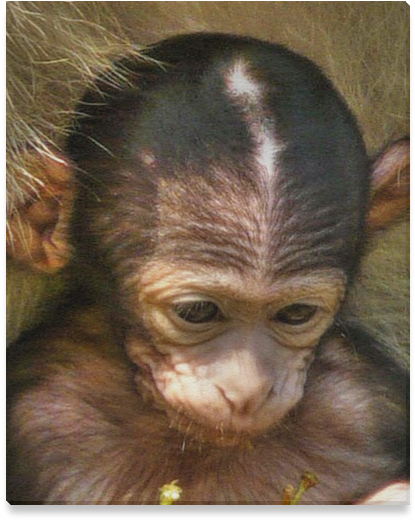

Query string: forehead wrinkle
156 170 276 270
157 174 257 245
140 259 345 306
155 170 344 282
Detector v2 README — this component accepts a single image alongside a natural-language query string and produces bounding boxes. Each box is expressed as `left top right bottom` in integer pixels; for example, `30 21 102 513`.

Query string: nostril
216 384 273 416
216 385 236 412
266 382 275 399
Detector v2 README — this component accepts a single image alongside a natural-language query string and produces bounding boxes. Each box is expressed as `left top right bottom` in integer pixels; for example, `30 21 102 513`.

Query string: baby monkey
7 33 408 504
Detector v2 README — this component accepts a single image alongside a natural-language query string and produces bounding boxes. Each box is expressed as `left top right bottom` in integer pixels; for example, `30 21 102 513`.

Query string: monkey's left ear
367 138 409 233
6 152 73 273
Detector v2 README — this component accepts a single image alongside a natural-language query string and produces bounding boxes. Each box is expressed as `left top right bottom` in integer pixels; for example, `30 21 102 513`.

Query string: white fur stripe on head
223 59 285 184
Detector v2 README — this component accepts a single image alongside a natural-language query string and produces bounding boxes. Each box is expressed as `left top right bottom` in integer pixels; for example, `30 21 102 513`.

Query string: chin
167 408 259 450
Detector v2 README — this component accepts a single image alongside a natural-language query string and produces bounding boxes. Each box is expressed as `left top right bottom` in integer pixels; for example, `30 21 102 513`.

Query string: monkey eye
173 301 222 324
273 304 317 326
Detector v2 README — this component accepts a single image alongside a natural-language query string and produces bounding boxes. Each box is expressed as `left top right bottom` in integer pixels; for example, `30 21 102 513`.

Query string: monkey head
18 34 407 447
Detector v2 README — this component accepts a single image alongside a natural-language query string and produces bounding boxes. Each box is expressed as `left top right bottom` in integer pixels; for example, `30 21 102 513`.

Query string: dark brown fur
6 5 410 508
7 305 407 505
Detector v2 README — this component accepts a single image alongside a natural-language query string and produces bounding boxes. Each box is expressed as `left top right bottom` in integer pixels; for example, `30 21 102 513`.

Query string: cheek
125 335 221 416
272 347 315 396
266 349 315 411
252 347 315 424
150 357 225 419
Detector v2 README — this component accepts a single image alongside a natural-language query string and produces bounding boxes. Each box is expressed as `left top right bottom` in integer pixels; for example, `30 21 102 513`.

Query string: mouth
166 408 257 449
164 409 264 452
135 371 259 448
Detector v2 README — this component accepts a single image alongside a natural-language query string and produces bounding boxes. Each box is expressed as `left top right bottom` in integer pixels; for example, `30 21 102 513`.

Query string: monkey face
126 263 345 445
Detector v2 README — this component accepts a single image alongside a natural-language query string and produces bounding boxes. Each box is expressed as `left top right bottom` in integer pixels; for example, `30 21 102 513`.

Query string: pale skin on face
126 263 346 439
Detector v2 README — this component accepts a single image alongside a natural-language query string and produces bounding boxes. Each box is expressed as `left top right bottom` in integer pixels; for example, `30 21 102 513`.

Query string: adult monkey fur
6 1 141 343
8 2 407 504
7 32 408 505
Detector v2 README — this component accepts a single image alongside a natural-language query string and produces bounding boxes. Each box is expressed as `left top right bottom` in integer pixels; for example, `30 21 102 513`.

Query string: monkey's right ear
6 152 73 273
367 138 409 233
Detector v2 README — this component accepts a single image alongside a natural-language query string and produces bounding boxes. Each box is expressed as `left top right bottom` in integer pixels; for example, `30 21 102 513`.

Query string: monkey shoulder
7 306 171 503
264 329 408 503
305 328 407 418
8 305 122 382
310 328 408 399
297 329 408 465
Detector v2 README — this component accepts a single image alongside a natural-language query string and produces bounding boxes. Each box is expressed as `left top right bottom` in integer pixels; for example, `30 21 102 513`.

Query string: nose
216 378 274 416
211 328 277 416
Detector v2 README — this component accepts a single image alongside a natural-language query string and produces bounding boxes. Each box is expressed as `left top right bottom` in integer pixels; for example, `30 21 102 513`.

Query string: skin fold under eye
173 301 222 324
273 304 318 326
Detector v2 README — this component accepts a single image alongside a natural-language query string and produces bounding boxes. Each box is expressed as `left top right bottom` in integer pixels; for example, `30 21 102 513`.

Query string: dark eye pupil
174 301 220 324
274 304 317 325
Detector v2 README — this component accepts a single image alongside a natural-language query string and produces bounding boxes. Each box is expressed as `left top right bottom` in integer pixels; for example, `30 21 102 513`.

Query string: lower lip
167 410 260 447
